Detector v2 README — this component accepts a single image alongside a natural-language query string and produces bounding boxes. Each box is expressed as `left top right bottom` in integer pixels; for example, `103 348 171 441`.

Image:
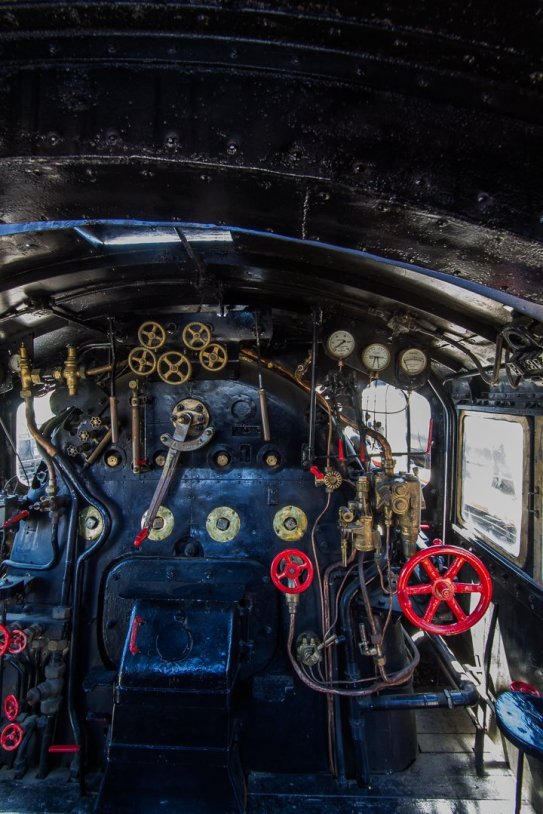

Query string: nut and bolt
216 452 230 467
216 517 230 531
283 516 298 531
264 453 279 467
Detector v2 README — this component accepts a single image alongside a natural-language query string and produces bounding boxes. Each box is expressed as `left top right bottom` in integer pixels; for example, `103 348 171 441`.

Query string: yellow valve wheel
199 342 228 372
128 346 157 377
137 321 166 350
157 351 192 385
182 321 212 350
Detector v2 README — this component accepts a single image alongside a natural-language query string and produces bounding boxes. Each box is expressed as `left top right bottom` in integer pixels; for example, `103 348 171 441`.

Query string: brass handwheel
199 342 228 372
138 321 166 350
157 351 192 384
128 346 157 376
182 321 212 350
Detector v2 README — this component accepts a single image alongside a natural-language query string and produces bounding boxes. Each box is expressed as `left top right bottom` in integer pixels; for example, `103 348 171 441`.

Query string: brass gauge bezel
398 347 429 377
325 330 356 360
361 342 391 373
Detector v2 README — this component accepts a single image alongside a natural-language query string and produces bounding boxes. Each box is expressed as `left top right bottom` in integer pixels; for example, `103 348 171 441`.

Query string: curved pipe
240 350 394 473
355 683 478 711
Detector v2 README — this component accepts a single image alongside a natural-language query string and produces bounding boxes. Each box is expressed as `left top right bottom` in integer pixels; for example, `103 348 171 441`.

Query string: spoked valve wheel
270 549 314 595
397 545 492 635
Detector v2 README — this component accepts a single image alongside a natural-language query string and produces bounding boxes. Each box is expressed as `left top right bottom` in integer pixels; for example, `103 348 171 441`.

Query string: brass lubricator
338 476 375 564
182 321 212 350
199 342 228 372
157 351 192 385
137 321 166 350
128 347 157 377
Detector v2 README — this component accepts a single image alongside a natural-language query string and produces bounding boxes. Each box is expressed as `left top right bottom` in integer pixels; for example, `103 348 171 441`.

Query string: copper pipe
24 397 58 494
240 350 394 472
82 428 113 470
85 358 128 377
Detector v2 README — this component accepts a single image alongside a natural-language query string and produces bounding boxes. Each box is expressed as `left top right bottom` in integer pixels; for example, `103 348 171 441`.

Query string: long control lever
134 404 214 547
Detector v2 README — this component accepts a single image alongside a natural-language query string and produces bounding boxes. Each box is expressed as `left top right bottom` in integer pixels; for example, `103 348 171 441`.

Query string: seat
495 690 543 814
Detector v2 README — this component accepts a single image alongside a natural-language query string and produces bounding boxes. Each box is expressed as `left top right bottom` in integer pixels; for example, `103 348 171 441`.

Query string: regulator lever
134 408 215 547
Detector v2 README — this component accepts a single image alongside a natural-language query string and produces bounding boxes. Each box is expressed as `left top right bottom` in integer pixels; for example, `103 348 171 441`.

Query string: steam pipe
355 684 478 711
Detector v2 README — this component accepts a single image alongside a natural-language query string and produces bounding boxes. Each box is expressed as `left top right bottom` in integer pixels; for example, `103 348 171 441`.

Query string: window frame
455 409 530 567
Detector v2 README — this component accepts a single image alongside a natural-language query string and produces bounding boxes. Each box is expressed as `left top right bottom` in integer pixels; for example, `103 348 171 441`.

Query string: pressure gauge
361 343 391 373
326 330 355 360
398 347 428 377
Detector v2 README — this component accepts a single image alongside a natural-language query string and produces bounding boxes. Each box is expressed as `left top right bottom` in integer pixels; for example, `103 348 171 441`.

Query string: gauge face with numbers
398 347 428 377
326 330 355 359
361 343 391 373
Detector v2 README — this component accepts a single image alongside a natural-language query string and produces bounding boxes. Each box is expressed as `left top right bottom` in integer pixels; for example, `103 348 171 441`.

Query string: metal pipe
82 428 113 470
129 380 141 474
355 684 478 711
307 310 319 466
254 312 271 442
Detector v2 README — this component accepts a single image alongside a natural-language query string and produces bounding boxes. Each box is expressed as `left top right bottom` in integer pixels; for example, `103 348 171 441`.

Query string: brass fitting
19 343 33 397
339 475 375 553
63 345 79 396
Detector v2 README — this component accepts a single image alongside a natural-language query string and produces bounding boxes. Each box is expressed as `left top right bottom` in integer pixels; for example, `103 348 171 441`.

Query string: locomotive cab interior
0 3 542 814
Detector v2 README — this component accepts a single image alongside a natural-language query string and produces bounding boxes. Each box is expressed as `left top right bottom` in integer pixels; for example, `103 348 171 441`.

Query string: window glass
358 381 432 482
460 413 524 556
16 395 54 484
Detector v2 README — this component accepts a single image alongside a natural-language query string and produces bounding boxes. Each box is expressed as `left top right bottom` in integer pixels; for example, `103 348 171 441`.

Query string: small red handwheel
4 694 19 721
270 549 314 595
0 625 10 657
1 722 23 752
397 545 492 636
8 629 28 655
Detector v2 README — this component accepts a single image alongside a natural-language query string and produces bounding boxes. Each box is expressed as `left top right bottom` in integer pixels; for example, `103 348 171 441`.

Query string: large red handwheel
4 695 19 721
397 545 492 636
0 625 10 657
8 629 28 655
1 722 23 752
270 549 314 595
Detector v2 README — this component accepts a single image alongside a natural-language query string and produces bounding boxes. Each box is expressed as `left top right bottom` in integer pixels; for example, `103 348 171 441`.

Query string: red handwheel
397 545 492 636
1 722 23 752
270 549 314 595
4 695 19 721
8 629 28 655
0 625 10 657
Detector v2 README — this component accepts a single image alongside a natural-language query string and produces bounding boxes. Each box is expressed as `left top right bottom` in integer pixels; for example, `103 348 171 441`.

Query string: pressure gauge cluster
325 326 429 385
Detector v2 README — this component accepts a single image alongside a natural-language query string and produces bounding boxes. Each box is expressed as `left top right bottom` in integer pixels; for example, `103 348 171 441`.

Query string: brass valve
52 345 84 396
19 343 34 397
338 475 375 553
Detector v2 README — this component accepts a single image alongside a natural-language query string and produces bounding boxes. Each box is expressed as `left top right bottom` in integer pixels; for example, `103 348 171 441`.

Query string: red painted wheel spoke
446 596 468 621
290 576 300 588
423 596 441 624
421 558 441 582
454 582 482 594
444 556 465 581
405 583 433 595
397 545 492 635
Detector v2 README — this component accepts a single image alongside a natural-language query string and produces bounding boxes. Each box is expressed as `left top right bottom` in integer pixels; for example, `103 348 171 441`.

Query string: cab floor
0 707 537 814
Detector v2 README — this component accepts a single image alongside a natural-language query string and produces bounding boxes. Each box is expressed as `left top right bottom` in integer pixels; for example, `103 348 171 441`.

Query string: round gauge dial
399 347 428 377
361 343 391 373
326 330 355 359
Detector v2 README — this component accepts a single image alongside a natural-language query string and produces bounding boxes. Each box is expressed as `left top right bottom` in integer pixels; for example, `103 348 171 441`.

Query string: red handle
129 615 144 655
48 744 81 753
270 549 314 595
0 625 10 657
397 545 492 636
1 722 23 751
2 510 30 529
133 528 149 548
309 465 324 481
3 695 19 722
